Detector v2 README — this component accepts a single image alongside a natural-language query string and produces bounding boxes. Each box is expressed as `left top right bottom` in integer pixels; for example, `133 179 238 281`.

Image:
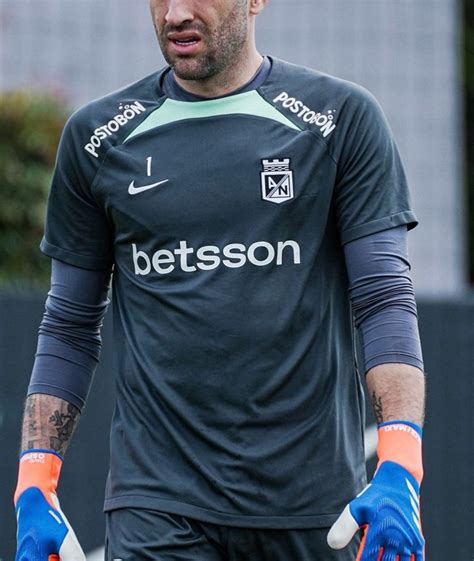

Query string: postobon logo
132 240 301 276
84 101 147 158
273 92 337 138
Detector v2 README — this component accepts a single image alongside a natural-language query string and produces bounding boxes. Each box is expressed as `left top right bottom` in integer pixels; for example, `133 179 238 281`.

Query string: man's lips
167 31 202 54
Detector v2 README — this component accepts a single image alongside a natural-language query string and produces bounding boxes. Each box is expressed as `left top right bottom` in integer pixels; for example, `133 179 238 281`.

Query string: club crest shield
261 159 294 204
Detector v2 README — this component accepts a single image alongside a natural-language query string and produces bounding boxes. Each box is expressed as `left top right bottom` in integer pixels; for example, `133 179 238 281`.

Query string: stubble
156 0 249 82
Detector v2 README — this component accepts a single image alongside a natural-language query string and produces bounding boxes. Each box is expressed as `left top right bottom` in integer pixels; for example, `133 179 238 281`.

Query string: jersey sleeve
333 86 418 245
40 112 113 270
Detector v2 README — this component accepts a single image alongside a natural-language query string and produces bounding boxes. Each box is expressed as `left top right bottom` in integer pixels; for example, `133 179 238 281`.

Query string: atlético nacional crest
260 158 294 204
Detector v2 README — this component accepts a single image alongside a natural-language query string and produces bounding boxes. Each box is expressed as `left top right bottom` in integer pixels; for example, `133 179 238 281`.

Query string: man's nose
165 0 195 26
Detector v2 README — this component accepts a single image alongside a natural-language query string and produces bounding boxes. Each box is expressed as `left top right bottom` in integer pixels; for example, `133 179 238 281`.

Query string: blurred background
0 0 473 559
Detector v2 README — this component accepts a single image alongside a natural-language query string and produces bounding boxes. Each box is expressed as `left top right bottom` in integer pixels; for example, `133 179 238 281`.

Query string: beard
156 1 249 81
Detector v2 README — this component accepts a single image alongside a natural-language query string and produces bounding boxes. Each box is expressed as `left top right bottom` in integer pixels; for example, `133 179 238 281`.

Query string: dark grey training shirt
39 57 418 528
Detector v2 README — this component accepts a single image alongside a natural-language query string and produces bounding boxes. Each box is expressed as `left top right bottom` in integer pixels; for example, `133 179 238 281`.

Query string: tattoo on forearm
22 396 38 450
27 397 39 437
372 391 384 424
21 394 81 455
49 404 80 454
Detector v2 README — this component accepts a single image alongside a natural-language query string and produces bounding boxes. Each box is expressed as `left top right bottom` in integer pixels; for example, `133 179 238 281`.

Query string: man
14 1 426 560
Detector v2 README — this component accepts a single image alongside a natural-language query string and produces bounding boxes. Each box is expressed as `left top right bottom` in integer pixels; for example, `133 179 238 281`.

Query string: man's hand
328 421 425 561
14 450 86 561
327 461 424 560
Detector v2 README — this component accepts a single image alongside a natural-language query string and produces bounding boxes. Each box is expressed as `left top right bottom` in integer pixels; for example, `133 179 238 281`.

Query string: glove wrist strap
14 449 63 505
376 421 423 484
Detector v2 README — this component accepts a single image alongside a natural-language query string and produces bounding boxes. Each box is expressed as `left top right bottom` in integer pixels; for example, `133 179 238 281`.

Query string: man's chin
171 62 211 82
165 53 215 82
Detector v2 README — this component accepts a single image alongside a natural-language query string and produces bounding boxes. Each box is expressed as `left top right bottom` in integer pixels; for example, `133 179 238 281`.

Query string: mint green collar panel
124 90 300 142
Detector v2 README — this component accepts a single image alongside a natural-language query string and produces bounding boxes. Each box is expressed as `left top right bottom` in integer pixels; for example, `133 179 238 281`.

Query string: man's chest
92 117 337 243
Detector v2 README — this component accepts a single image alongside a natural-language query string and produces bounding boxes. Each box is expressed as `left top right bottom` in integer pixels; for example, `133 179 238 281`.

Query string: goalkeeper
14 0 425 560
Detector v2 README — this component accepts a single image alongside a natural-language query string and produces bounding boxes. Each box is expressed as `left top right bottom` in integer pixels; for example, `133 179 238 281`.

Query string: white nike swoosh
128 179 169 195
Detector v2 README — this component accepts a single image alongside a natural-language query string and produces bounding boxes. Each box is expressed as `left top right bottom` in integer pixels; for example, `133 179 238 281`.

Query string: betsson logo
132 240 301 276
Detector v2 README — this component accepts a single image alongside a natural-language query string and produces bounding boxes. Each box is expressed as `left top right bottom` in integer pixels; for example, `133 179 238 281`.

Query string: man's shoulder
260 57 383 143
64 69 167 160
265 57 374 104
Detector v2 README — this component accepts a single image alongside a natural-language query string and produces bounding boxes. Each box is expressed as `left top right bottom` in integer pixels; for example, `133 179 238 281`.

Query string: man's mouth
175 39 199 46
168 32 202 50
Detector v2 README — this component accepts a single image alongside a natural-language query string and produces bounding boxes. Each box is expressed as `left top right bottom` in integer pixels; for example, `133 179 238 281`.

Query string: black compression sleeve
27 259 111 409
343 226 424 374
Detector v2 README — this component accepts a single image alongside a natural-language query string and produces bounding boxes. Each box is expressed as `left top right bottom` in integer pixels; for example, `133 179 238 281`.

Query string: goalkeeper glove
14 449 86 561
327 421 424 561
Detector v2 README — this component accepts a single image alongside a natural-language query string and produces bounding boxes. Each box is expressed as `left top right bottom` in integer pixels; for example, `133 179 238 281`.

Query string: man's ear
249 0 268 17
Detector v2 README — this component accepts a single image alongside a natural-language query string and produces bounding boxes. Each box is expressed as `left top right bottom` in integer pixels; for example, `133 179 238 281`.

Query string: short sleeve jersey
41 57 417 528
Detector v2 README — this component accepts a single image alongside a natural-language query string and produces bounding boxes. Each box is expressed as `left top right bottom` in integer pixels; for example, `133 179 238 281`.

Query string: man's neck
173 51 264 99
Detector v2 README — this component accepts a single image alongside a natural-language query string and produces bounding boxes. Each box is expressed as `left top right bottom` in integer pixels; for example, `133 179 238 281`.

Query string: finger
51 494 86 561
58 531 86 561
359 545 383 561
327 505 360 549
380 550 397 561
355 526 368 561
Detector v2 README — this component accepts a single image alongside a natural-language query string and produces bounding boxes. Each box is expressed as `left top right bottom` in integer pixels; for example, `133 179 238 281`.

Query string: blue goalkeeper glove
328 421 425 561
14 449 86 561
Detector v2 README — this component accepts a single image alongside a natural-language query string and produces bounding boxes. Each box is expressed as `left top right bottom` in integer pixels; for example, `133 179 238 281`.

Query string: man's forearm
21 393 81 455
366 363 425 426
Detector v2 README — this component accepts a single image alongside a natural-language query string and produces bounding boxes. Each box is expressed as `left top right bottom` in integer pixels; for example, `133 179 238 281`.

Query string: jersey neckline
157 56 273 103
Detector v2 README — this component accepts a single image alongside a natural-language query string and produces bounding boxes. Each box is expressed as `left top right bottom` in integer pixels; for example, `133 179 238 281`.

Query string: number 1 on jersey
146 156 153 178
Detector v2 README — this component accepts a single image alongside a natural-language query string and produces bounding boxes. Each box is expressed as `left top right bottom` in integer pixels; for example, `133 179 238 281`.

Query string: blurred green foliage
465 1 474 282
0 91 68 287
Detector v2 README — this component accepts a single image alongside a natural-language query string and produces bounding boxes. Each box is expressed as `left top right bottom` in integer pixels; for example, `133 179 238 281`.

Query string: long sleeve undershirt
344 225 423 373
27 226 423 411
28 262 111 409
